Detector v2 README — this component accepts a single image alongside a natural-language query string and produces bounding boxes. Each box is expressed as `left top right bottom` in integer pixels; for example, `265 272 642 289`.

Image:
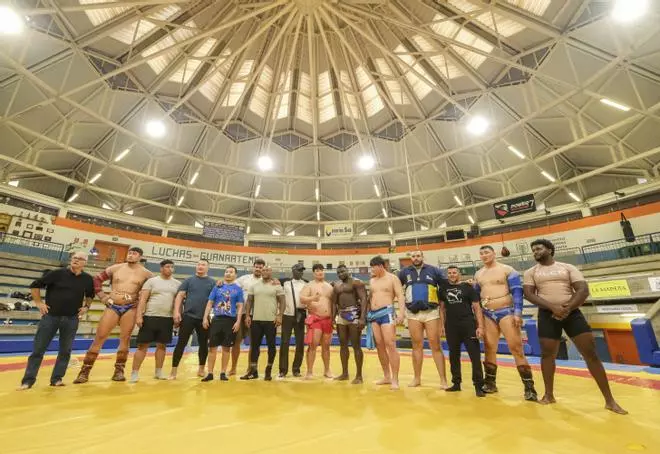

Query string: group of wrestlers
19 240 627 414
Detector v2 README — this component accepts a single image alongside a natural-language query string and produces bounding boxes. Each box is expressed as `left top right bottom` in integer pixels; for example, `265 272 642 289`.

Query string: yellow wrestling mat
1 350 659 454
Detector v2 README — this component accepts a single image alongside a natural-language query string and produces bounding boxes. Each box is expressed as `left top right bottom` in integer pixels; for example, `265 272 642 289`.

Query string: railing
440 248 584 275
581 232 660 264
0 232 65 262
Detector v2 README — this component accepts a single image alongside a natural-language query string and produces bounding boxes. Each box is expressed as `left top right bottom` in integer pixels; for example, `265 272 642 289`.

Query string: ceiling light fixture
67 193 79 203
287 231 295 237
611 0 648 23
360 230 367 236
177 196 184 206
7 180 19 187
124 209 134 215
166 214 173 224
507 146 526 159
466 116 489 135
439 222 447 228
89 173 102 184
114 148 130 162
189 171 199 185
373 184 381 197
246 225 251 234
637 177 647 184
272 229 281 236
420 224 429 231
317 228 321 238
101 202 112 210
600 98 631 112
145 119 166 138
382 207 388 218
254 184 261 198
358 155 375 170
194 221 203 228
541 170 556 182
0 7 24 35
316 210 320 221
568 192 581 202
315 186 319 201
388 225 393 235
257 155 273 171
468 215 475 224
453 195 463 206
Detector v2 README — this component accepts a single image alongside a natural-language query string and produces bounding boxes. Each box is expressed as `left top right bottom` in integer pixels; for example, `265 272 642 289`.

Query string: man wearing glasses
18 252 94 389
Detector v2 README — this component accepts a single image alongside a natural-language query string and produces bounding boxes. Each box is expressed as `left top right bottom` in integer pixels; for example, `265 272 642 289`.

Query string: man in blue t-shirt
201 265 244 381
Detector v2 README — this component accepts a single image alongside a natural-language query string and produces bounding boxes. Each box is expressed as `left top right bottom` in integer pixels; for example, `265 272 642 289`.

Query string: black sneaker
445 383 461 392
201 373 214 382
264 366 272 381
219 373 229 381
240 371 258 380
475 385 486 397
292 371 302 378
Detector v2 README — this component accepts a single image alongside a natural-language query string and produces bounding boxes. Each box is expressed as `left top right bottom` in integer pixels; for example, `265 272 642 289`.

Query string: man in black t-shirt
19 252 94 389
441 266 486 397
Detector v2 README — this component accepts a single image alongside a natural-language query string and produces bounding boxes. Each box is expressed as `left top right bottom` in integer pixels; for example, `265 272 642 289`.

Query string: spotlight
466 116 489 135
611 0 648 23
0 7 24 35
358 155 375 170
257 155 273 171
145 120 166 138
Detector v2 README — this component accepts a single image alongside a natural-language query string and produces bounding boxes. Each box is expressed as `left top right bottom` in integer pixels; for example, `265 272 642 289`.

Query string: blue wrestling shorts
483 306 515 324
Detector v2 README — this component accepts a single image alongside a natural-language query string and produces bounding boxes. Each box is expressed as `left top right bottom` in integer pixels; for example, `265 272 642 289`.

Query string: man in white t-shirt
230 258 265 375
131 260 181 382
278 263 308 378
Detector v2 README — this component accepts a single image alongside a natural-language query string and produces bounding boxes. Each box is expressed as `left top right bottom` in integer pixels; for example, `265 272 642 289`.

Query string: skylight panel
80 0 128 26
318 93 337 123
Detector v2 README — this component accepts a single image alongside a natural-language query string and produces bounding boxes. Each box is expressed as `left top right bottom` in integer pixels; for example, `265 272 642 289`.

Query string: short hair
336 264 347 271
411 250 423 256
160 259 174 267
447 265 459 271
198 259 209 265
253 258 266 266
225 265 237 273
129 246 144 255
530 239 555 256
370 256 386 267
312 263 324 272
479 245 494 252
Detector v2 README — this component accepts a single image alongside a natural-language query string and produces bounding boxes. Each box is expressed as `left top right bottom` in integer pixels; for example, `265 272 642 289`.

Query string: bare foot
351 377 363 385
334 374 349 381
605 401 628 415
408 379 421 388
539 395 556 405
17 384 31 391
304 373 314 380
168 375 177 381
374 377 391 385
228 370 236 376
439 380 448 390
324 372 334 379
197 370 206 378
390 381 400 390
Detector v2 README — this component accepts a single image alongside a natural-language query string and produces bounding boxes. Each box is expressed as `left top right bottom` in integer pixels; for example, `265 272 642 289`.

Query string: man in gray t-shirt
132 260 181 382
242 266 285 381
169 259 216 379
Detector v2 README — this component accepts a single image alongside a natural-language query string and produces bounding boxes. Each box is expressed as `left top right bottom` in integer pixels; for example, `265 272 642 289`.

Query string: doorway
93 241 130 264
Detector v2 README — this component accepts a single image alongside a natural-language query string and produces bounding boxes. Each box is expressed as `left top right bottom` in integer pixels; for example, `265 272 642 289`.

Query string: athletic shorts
483 306 515 324
336 315 358 326
137 316 174 345
369 311 394 326
538 308 591 340
209 317 238 348
406 308 440 323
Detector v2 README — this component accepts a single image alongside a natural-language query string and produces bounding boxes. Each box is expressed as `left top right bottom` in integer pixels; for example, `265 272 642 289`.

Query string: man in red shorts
300 264 334 379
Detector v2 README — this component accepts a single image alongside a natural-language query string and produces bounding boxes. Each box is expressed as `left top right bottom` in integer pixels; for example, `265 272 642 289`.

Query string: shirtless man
231 258 265 375
74 247 153 383
523 239 626 414
473 245 537 401
332 265 367 384
367 256 404 390
299 264 334 379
